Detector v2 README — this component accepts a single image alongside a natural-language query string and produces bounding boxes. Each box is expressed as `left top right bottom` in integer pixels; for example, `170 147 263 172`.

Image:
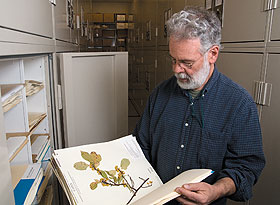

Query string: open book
51 135 213 205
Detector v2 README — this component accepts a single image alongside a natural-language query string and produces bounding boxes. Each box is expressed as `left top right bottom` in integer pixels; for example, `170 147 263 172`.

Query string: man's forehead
169 37 202 57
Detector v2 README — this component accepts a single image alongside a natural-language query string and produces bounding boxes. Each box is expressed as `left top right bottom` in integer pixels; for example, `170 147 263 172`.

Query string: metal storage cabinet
216 52 264 97
270 8 280 41
142 0 157 47
0 0 54 56
157 0 170 46
0 0 53 38
250 53 280 205
221 0 267 43
53 0 72 43
169 0 186 13
59 52 128 147
0 97 14 204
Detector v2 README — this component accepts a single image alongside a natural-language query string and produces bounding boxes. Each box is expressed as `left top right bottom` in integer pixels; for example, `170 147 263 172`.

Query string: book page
53 135 163 205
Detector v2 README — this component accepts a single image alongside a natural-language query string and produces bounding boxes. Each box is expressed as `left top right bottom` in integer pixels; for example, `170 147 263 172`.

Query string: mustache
175 72 191 80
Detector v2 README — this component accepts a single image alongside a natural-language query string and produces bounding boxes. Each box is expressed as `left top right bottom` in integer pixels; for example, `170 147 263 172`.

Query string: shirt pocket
199 130 228 170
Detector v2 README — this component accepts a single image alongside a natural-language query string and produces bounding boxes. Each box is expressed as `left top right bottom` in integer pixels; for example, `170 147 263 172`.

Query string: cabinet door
216 52 263 97
222 0 267 42
0 97 15 205
157 0 170 46
0 0 52 38
59 52 128 147
142 0 157 47
250 53 280 205
271 8 280 41
169 0 185 13
54 0 71 42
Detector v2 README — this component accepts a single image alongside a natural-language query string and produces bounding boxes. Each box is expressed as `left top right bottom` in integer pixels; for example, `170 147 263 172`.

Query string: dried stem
126 178 149 205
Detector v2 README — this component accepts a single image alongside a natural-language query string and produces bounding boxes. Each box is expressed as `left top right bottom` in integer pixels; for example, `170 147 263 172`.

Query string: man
133 7 265 205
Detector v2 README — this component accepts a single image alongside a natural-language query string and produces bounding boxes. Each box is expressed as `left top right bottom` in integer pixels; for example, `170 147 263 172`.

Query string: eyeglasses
169 54 205 70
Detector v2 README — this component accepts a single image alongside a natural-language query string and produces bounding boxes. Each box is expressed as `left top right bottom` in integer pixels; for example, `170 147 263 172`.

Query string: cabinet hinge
155 27 158 37
254 81 272 106
263 0 279 11
57 84 63 110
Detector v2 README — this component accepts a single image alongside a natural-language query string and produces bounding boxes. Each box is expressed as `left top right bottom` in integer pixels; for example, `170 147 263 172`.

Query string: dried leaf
100 170 108 179
81 151 94 163
113 176 118 183
107 170 116 177
118 175 123 184
90 182 98 190
90 151 102 167
120 158 130 170
73 161 89 170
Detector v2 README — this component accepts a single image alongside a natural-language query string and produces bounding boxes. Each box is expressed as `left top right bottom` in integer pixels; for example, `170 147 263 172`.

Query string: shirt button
181 144 184 148
190 102 194 106
185 122 189 127
177 166 180 170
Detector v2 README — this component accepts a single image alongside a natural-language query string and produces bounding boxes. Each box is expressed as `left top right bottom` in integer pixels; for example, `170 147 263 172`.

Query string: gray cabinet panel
157 0 170 46
185 0 205 7
169 0 186 13
142 0 157 47
54 0 71 42
0 0 53 38
250 53 280 205
222 0 267 42
0 97 14 205
60 52 128 147
216 52 263 97
271 8 280 41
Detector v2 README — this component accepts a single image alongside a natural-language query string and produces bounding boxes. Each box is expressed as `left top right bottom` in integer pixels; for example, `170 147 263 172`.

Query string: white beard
175 55 210 90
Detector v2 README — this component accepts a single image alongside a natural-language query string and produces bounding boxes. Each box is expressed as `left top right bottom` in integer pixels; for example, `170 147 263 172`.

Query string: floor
128 97 141 134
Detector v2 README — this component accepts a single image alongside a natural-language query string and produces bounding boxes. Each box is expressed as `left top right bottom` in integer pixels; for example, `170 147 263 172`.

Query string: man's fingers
176 196 197 205
182 183 203 192
175 186 200 203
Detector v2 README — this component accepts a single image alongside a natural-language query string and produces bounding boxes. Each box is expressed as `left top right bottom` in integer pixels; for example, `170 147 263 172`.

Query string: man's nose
172 63 185 73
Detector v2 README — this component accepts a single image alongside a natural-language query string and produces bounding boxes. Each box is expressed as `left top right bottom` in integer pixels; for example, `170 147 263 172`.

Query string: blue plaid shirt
133 67 265 204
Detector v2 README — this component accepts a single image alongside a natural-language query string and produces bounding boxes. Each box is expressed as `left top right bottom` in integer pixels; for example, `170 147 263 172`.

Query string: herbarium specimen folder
51 135 213 205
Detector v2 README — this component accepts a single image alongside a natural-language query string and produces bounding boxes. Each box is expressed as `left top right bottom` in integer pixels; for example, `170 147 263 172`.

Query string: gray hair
166 7 221 53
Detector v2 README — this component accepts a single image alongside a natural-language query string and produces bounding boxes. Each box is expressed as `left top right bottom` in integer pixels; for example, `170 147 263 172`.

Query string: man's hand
175 177 236 205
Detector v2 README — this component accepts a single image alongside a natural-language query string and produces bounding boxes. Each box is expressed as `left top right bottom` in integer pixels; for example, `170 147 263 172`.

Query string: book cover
11 163 43 205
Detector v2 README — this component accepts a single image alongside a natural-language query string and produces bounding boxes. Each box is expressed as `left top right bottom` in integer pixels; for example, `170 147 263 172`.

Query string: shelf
31 134 50 163
1 84 24 113
28 112 47 133
6 133 29 162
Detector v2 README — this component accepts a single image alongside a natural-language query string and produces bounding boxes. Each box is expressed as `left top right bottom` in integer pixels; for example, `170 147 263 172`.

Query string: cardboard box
104 13 114 22
116 14 126 21
128 15 134 22
92 13 103 22
117 23 126 29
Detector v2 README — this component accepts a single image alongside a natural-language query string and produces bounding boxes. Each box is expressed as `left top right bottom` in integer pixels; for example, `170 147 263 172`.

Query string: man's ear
208 45 219 64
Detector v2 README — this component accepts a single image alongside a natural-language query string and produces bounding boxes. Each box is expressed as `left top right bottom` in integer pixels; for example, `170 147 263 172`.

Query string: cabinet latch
57 84 63 110
254 81 272 106
263 0 279 11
